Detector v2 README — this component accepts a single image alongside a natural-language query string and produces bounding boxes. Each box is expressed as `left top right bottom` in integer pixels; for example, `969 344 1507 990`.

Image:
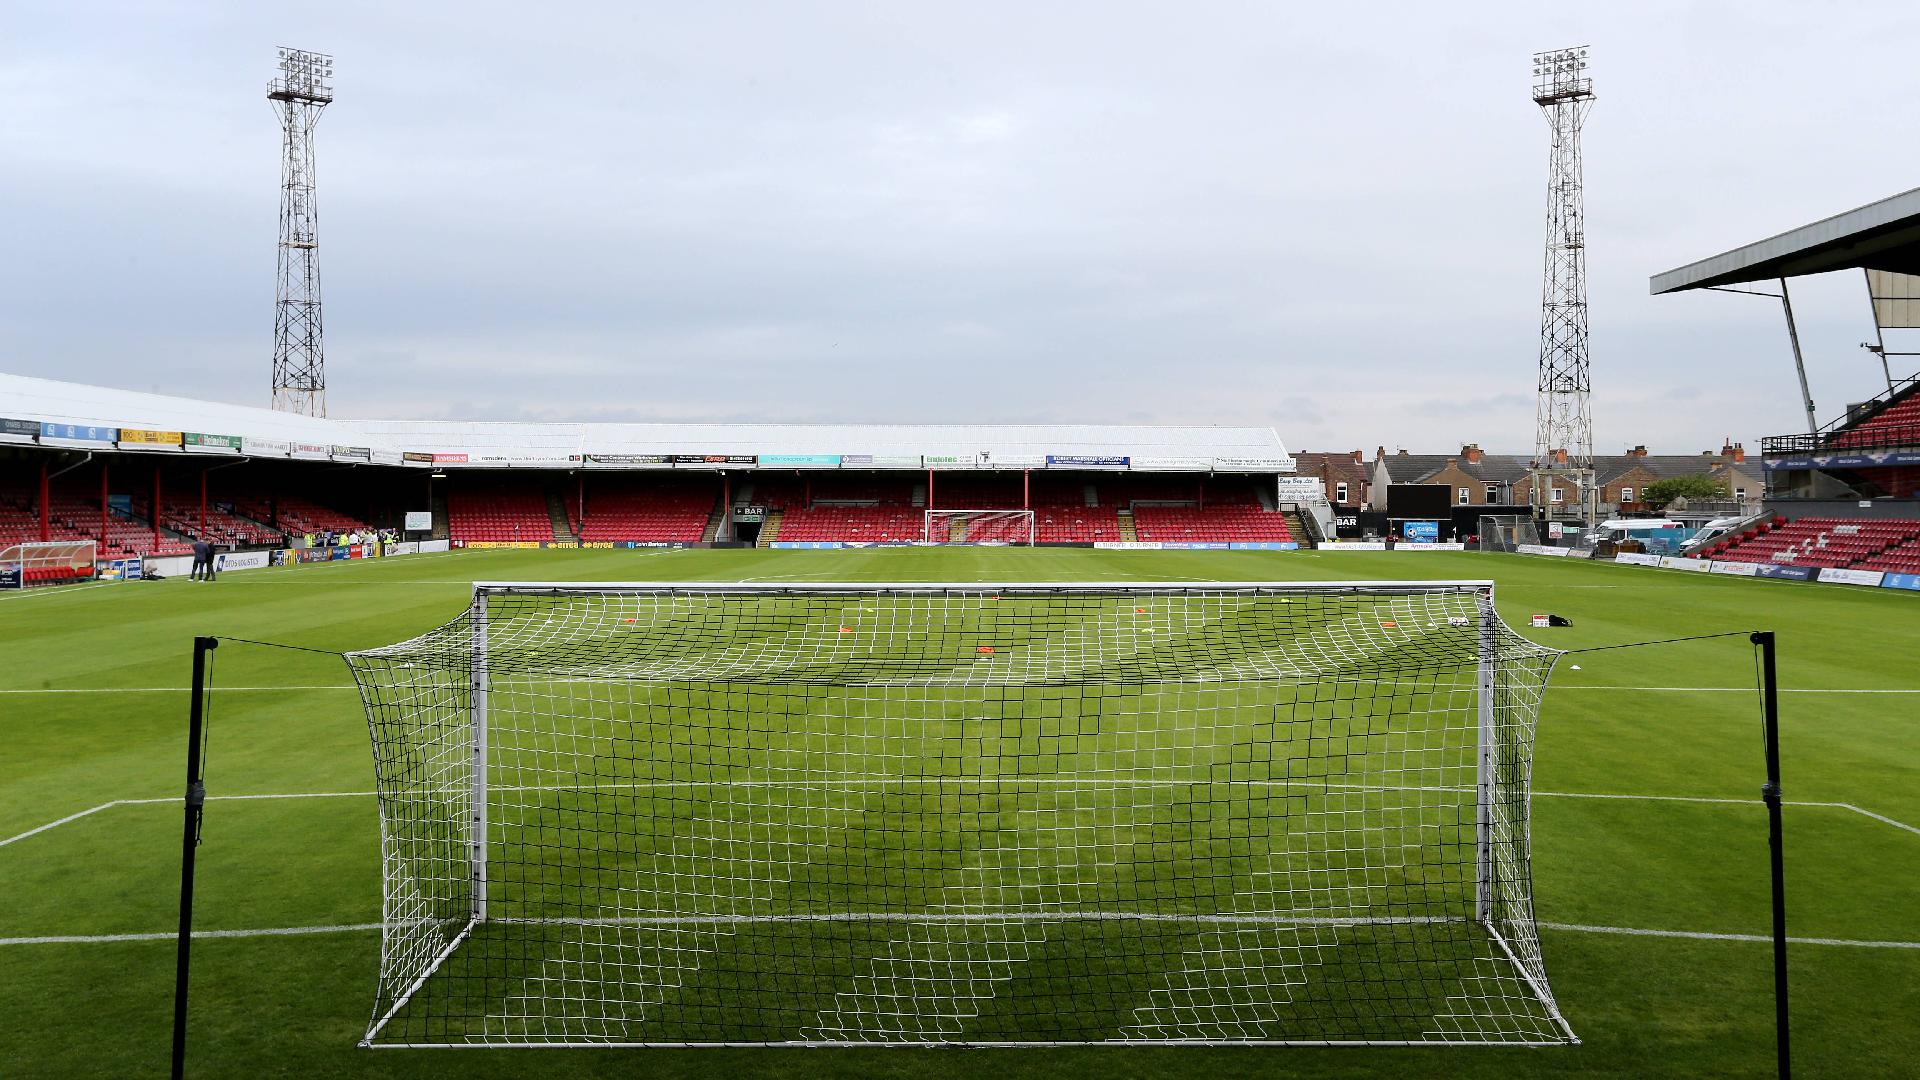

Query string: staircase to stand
701 498 728 542
1117 509 1138 542
1282 510 1309 544
757 508 785 546
545 489 576 543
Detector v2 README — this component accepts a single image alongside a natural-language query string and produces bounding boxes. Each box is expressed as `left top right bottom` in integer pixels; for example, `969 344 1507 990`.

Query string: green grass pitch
2 546 1917 1077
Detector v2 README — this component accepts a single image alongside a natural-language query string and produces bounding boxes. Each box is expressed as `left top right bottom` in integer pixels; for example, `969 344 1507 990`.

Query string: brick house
1369 445 1532 508
1289 451 1372 509
1371 442 1762 513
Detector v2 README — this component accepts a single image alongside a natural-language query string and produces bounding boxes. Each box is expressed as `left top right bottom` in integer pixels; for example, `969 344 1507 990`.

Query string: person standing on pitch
189 538 211 581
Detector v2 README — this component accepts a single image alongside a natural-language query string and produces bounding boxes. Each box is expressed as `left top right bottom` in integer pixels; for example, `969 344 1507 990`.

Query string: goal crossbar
349 580 1573 1048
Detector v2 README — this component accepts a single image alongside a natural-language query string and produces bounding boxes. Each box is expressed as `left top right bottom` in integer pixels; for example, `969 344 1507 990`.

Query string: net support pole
170 635 217 1080
1752 630 1790 1079
1475 590 1497 922
470 590 490 922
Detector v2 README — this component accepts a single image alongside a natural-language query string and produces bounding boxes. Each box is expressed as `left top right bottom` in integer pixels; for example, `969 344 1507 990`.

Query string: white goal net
0 540 96 589
347 581 1573 1047
924 509 1036 545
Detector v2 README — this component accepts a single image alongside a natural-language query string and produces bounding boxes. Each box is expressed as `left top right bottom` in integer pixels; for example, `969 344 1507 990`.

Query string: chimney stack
1461 443 1483 465
1722 439 1746 462
1627 444 1648 458
1552 448 1568 466
1351 449 1364 463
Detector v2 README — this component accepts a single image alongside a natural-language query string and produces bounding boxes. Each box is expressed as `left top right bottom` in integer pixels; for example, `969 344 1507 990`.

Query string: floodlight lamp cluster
270 47 334 102
1530 46 1593 106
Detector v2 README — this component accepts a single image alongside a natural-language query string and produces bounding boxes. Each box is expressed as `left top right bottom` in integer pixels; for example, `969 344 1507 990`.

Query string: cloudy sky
5 1 1919 455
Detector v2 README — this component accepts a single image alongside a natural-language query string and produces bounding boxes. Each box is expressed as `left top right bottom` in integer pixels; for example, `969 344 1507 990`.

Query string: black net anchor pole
1751 630 1790 1080
171 636 218 1080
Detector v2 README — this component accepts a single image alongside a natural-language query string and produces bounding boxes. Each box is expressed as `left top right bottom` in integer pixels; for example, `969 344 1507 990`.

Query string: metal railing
1763 375 1920 456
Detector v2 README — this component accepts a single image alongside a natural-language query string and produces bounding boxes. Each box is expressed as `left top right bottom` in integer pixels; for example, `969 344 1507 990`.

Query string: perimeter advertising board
41 423 116 443
120 428 183 447
759 455 840 468
185 432 243 454
585 454 670 467
671 455 757 466
1275 477 1325 503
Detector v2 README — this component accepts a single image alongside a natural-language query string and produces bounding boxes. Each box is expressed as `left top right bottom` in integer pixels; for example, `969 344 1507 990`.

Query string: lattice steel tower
268 48 333 416
1529 47 1596 519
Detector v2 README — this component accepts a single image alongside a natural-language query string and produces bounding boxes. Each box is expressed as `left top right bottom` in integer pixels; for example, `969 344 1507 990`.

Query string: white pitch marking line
0 801 127 848
7 784 1917 850
3 682 1916 696
1551 686 1920 694
0 923 384 946
0 581 119 601
1536 922 1920 950
0 686 357 694
4 919 1915 951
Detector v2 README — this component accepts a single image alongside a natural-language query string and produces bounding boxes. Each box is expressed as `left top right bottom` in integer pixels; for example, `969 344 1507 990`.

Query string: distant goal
924 509 1035 546
347 581 1575 1048
0 540 96 589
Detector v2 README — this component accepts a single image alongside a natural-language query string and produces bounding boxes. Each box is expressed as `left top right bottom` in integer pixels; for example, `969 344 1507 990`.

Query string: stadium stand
227 493 367 538
1828 384 1920 451
153 499 283 548
1132 504 1295 543
448 481 554 543
1702 516 1920 570
0 476 195 558
775 505 928 543
1034 505 1122 543
775 474 928 543
576 477 716 543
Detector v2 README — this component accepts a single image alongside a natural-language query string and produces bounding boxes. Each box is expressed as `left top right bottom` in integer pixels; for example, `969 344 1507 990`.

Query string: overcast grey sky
5 1 1919 454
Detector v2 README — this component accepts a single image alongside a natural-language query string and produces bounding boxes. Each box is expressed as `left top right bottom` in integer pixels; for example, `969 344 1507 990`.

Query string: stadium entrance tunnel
344 581 1575 1047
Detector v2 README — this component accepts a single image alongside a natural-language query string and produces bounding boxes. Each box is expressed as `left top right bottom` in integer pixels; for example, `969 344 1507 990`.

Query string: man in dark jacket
190 539 211 582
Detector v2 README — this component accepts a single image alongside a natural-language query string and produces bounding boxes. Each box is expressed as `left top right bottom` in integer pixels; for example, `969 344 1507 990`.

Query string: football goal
924 509 1035 546
0 540 96 589
1477 516 1539 554
347 581 1574 1047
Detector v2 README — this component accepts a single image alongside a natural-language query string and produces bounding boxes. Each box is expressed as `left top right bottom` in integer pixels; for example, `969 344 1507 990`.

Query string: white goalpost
347 581 1575 1048
0 540 97 589
923 509 1036 546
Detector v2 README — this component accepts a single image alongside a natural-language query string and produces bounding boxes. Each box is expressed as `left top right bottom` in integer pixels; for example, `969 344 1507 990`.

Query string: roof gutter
47 451 92 482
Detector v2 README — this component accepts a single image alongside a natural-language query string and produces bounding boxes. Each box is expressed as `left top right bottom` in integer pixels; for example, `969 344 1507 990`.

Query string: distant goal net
1477 516 1540 554
347 581 1574 1047
0 540 96 589
924 509 1035 546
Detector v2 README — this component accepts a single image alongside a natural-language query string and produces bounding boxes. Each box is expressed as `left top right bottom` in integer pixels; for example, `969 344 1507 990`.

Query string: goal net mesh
924 510 1035 545
347 582 1572 1047
1476 516 1540 554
